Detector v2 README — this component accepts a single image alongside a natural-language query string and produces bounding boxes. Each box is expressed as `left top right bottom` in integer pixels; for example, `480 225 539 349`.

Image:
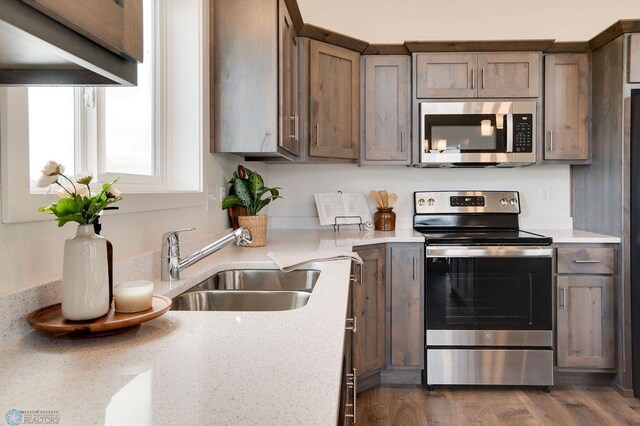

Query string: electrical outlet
539 187 551 203
206 184 217 211
219 185 227 208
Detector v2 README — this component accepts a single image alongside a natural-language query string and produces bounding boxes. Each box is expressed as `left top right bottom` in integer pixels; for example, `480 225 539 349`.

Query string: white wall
266 164 571 227
296 0 640 43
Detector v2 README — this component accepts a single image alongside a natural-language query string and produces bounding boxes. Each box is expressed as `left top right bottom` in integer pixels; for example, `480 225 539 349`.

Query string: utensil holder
374 207 396 231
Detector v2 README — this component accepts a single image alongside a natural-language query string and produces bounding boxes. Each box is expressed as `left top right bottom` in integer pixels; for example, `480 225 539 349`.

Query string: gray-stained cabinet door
477 52 540 98
387 244 424 377
362 56 411 164
556 276 615 369
278 1 299 156
309 40 360 159
20 0 143 62
415 53 477 98
544 53 590 161
353 246 386 384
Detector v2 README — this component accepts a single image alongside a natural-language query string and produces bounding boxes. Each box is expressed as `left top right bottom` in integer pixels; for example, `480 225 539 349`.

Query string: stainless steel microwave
418 101 537 167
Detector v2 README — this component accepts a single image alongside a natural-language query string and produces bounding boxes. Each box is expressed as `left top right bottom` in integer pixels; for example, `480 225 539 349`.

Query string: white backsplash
265 163 573 228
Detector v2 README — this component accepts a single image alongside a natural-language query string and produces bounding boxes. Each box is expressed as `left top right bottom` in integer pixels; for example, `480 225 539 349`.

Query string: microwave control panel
513 114 533 153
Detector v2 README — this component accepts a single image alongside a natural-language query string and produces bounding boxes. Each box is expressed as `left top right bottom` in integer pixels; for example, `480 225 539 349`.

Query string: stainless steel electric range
414 190 553 389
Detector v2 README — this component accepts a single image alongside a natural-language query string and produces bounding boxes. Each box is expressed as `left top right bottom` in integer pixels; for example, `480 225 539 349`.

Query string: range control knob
500 198 508 206
417 198 426 207
427 198 435 206
509 198 518 206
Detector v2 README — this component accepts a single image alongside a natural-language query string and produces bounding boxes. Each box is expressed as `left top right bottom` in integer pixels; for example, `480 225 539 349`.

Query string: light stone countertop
1 227 619 425
0 229 424 426
526 229 621 244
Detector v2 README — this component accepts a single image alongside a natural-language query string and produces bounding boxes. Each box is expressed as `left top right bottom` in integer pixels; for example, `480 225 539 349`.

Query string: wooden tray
27 295 172 336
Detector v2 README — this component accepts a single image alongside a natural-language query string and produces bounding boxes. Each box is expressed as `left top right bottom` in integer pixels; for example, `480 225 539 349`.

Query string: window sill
1 191 206 224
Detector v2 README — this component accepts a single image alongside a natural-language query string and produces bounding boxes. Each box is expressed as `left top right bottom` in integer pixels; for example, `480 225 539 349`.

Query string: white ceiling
296 0 640 43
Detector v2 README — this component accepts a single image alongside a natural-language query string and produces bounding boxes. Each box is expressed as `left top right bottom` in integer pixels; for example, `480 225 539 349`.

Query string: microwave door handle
506 113 514 153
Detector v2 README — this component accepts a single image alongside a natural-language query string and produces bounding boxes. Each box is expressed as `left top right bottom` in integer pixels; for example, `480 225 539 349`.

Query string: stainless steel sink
190 269 320 292
171 290 311 311
170 269 320 312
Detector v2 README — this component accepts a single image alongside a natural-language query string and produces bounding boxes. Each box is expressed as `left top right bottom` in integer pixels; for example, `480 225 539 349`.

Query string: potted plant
37 161 122 320
221 166 281 247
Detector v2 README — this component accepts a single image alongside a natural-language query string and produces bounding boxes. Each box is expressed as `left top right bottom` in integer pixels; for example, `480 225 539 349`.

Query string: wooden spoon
388 193 398 207
369 190 383 208
379 190 389 208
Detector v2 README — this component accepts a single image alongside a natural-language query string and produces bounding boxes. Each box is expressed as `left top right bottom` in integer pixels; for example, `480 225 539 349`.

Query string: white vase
61 224 110 321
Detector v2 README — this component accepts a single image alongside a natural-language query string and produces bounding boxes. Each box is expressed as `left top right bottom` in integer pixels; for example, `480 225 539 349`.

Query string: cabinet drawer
556 247 615 274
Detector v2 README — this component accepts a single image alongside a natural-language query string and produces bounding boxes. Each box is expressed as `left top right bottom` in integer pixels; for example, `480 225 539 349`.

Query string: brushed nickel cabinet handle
560 286 567 310
315 123 320 146
294 114 299 141
412 257 416 280
346 317 357 333
345 368 357 422
548 130 554 152
574 259 601 264
481 67 486 89
400 131 406 152
289 116 296 139
471 67 475 89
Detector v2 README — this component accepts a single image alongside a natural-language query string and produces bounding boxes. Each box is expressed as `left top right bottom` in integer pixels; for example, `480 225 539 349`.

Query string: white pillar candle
114 281 154 313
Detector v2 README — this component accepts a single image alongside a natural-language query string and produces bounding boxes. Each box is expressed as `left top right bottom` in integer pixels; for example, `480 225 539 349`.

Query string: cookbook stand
333 215 364 233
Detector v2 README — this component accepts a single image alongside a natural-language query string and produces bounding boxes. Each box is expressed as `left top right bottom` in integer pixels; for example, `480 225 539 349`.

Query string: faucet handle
234 227 253 247
162 227 196 244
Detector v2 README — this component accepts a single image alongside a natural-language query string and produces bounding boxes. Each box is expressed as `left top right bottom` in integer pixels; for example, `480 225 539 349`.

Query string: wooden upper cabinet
353 246 386 384
309 40 360 159
544 53 590 161
415 52 540 98
21 0 143 62
477 52 540 98
556 276 615 369
279 1 299 156
362 56 411 164
415 53 477 98
629 33 640 84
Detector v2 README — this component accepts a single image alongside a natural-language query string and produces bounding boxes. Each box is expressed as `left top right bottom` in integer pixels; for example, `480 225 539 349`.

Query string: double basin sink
171 269 320 312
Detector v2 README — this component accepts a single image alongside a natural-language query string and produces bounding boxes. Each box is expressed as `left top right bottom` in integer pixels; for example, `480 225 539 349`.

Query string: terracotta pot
237 215 268 247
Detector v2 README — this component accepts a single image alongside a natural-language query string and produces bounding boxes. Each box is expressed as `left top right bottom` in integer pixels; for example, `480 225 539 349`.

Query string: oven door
425 245 553 333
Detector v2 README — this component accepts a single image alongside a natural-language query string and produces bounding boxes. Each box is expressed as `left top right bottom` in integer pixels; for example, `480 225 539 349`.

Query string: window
1 0 207 223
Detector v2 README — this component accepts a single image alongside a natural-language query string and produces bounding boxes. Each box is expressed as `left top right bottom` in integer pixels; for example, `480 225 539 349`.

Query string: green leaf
55 213 84 227
233 178 252 210
256 198 271 214
54 198 80 217
221 194 242 210
248 170 264 199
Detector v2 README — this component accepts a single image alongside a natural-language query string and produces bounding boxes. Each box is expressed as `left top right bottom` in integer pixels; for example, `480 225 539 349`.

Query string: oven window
426 257 552 330
425 114 505 153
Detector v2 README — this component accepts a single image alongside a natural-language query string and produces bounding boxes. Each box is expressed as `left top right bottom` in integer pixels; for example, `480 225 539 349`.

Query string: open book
314 193 372 227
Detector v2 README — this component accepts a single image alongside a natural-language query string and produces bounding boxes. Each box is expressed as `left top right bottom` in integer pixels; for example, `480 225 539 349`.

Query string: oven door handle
426 246 553 258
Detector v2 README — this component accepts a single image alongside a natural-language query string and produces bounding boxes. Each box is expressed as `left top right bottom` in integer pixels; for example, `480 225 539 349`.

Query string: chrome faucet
161 227 252 281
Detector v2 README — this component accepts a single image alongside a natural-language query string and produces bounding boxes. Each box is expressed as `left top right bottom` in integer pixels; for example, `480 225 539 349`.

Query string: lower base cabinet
353 245 386 391
351 242 425 392
555 244 617 371
382 243 424 385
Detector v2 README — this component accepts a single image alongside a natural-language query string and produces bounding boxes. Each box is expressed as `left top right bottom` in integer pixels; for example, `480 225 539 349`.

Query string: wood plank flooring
356 385 640 425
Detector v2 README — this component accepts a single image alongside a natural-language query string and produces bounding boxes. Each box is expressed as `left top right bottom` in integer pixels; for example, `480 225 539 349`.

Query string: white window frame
0 0 207 224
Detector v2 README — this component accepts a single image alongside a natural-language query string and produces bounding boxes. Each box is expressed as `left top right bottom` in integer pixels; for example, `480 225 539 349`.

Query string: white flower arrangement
37 161 122 227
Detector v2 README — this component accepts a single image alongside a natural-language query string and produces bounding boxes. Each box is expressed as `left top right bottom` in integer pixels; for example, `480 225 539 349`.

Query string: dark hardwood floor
357 385 640 425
